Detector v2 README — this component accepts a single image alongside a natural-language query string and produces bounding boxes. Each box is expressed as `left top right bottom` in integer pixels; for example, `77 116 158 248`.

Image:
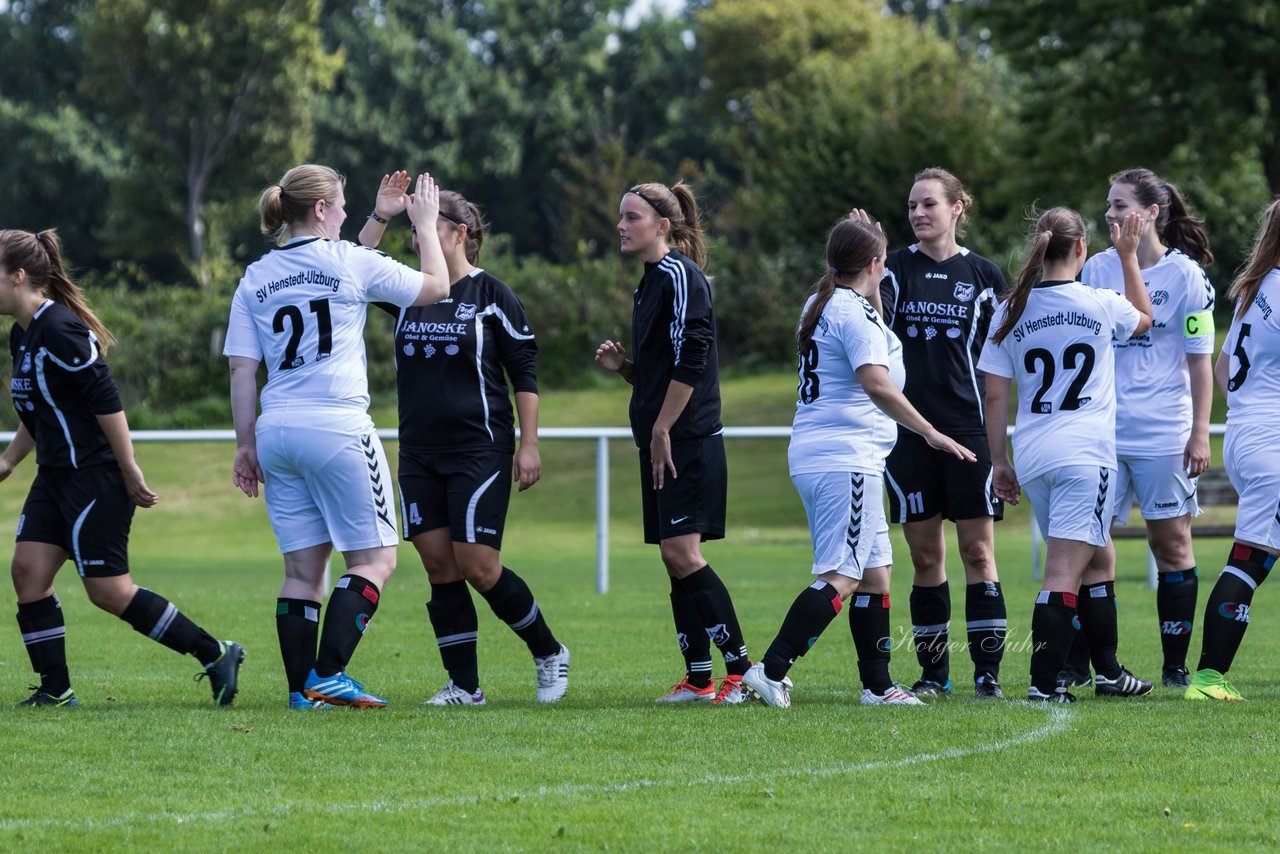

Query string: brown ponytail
992 207 1086 344
0 229 115 352
797 218 887 354
628 180 708 269
1110 168 1213 267
439 190 488 264
1228 198 1280 319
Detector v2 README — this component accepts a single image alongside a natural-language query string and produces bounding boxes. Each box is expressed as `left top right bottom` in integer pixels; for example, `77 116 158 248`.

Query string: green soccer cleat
1184 668 1244 701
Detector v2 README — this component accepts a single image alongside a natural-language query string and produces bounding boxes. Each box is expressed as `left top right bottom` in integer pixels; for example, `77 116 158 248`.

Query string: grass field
1 371 1276 851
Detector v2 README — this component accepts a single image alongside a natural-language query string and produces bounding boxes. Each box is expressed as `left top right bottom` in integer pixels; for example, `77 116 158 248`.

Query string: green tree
696 0 1017 364
960 0 1278 279
81 0 339 282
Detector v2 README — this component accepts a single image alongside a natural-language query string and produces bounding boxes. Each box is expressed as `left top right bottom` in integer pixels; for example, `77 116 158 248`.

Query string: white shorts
1113 453 1201 525
1224 425 1280 551
1023 465 1117 548
792 470 891 579
257 406 399 553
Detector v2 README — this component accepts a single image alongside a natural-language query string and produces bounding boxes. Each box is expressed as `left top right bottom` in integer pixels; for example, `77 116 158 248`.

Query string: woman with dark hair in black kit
361 172 569 705
595 180 752 705
0 228 243 708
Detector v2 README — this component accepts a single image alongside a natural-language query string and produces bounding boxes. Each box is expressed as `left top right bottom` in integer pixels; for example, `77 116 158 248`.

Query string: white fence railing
1 424 1228 593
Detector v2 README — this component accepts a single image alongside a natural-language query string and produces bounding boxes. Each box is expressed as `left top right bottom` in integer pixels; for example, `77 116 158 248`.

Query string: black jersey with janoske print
628 250 722 448
878 246 1007 432
379 269 537 454
9 301 123 469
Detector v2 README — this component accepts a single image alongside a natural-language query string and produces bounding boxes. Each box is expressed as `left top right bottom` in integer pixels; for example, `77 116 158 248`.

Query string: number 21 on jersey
272 298 332 370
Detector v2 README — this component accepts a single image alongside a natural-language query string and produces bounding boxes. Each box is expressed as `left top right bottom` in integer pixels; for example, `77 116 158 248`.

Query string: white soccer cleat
424 680 486 706
655 679 715 702
534 644 571 703
742 662 792 708
860 684 926 706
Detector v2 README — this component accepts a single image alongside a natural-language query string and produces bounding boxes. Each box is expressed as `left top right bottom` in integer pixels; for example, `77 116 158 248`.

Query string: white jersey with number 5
1081 247 1215 455
224 237 422 411
1222 269 1280 426
977 281 1140 481
789 287 904 477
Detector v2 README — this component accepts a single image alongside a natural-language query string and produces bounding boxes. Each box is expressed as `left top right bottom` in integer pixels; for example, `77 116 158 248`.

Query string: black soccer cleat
910 678 952 699
195 641 245 706
1161 666 1191 689
1026 684 1076 703
1094 666 1153 698
20 686 78 708
974 674 1003 699
1057 667 1093 689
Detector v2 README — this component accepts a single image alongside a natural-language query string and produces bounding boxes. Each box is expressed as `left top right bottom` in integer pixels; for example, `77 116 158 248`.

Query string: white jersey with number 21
224 237 423 412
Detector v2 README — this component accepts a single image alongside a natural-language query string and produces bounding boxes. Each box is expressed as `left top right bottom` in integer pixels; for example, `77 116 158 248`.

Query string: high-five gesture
374 170 411 220
406 172 441 232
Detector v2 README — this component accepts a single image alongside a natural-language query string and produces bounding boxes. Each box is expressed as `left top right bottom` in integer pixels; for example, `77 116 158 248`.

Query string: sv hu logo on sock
355 613 371 632
1160 620 1192 635
1218 603 1250 624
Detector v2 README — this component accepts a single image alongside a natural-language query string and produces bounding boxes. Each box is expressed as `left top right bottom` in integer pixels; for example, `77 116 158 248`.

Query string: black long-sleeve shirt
9 301 123 469
381 269 537 453
628 250 723 448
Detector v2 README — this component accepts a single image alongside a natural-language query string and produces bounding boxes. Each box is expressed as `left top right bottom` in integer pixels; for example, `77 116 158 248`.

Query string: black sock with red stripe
1030 590 1078 694
1198 544 1275 674
762 581 843 682
849 592 893 694
315 575 380 677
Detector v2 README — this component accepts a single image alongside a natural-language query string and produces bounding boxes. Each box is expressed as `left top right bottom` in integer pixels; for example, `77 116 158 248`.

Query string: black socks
762 580 843 682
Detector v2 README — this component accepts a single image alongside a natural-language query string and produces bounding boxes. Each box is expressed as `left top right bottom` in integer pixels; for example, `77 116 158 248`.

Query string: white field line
0 706 1072 833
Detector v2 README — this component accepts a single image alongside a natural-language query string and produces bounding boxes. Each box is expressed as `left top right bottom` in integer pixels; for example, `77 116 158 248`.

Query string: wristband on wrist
368 211 388 224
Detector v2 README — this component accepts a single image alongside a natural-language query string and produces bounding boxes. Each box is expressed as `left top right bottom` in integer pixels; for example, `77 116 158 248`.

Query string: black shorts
398 448 512 549
884 429 1003 523
639 434 727 545
17 465 134 577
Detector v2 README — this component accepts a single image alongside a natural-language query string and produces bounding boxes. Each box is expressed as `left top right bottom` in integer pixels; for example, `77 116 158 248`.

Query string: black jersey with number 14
879 246 1007 432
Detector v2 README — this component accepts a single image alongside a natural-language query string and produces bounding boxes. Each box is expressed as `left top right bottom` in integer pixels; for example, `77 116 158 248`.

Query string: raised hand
1110 211 1143 258
405 172 441 231
374 170 411 220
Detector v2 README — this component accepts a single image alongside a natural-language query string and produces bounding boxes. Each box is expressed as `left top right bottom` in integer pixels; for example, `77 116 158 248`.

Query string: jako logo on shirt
953 282 975 302
455 303 477 321
1151 290 1169 306
20 353 30 373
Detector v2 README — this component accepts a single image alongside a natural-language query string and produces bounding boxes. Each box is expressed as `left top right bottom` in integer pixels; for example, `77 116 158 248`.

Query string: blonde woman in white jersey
1075 168 1216 689
742 215 974 709
1184 199 1280 701
979 208 1153 702
225 165 450 709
